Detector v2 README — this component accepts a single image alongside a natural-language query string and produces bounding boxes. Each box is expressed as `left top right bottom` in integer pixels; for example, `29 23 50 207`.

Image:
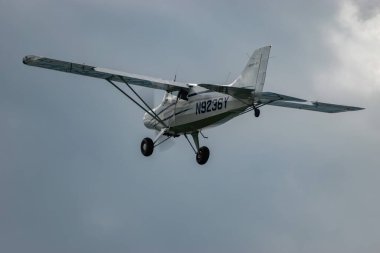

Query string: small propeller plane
23 46 363 165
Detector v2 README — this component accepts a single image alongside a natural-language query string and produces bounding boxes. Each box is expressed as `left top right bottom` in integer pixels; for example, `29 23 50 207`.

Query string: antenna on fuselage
173 64 180 83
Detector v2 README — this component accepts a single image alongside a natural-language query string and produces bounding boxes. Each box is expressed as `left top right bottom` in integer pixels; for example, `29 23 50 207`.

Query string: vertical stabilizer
230 46 271 93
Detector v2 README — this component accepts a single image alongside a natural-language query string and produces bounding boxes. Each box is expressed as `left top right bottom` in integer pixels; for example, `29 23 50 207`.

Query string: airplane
23 46 363 165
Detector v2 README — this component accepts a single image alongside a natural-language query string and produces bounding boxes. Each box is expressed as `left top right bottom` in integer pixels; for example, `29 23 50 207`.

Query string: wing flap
258 92 306 102
198 84 305 102
197 83 254 99
23 55 189 92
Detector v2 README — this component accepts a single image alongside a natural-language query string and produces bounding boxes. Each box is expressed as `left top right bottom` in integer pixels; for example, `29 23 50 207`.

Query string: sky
1 0 380 252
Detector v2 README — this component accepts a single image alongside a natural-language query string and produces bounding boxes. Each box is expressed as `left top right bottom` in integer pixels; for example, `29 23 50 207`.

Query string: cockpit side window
177 89 189 101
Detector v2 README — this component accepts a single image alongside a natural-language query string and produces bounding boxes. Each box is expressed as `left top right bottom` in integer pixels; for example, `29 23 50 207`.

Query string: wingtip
22 56 29 64
22 55 40 65
343 106 365 112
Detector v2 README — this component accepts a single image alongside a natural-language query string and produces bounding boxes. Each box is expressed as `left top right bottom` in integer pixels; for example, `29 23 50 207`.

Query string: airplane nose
143 112 154 129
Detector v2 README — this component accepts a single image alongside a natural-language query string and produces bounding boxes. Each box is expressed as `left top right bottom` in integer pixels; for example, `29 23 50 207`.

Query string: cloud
354 0 380 20
315 0 380 97
2 1 380 252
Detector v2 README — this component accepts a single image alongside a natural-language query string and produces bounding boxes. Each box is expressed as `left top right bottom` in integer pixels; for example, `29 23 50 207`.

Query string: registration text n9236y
196 97 229 115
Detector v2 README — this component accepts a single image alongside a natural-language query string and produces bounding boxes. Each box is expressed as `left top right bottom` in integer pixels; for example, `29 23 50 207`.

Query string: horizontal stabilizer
269 100 364 113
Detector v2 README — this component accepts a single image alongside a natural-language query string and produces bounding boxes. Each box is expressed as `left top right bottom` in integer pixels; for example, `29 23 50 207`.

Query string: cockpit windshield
162 89 189 104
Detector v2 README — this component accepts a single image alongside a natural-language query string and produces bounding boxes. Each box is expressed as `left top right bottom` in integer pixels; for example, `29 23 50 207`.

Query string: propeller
133 86 156 109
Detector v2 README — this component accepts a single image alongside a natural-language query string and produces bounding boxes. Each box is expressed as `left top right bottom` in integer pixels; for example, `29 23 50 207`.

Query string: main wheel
196 146 210 165
254 108 260 117
140 137 154 156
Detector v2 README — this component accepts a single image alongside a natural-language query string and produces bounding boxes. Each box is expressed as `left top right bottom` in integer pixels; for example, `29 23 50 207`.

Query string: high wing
23 55 189 92
23 55 364 113
197 83 363 113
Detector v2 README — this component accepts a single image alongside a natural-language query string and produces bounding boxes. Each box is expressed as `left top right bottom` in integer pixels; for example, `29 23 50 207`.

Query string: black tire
196 146 210 165
141 137 154 156
254 108 260 117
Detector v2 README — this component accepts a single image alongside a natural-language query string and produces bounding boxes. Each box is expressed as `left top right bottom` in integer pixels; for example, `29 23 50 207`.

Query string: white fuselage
143 86 250 135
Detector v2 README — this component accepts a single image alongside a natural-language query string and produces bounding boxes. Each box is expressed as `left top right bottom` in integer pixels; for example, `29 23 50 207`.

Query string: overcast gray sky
1 0 380 252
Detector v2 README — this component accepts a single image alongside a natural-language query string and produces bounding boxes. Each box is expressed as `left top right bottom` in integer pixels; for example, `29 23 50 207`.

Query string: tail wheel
141 137 154 156
254 108 260 117
196 146 210 165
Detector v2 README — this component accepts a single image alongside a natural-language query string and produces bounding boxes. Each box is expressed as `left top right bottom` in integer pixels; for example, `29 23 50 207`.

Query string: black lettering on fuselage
195 97 229 115
224 96 229 108
212 99 217 111
206 100 212 112
217 98 223 110
201 101 206 113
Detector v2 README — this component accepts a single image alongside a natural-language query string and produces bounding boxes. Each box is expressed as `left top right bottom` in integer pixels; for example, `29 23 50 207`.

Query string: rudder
230 46 271 93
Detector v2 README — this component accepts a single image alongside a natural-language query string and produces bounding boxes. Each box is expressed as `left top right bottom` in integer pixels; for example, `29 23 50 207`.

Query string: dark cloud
1 1 379 253
354 0 380 20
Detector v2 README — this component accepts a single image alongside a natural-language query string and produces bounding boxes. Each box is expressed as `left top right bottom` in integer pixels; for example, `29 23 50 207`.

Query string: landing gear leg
196 146 210 165
140 137 154 156
190 132 210 165
140 129 172 157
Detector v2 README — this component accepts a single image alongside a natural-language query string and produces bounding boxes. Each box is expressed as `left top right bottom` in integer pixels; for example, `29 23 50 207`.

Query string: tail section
230 46 271 93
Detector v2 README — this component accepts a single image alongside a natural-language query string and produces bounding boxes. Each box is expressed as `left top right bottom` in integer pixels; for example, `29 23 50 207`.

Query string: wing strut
106 79 168 128
153 132 172 147
184 131 204 154
119 76 164 124
184 133 197 154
